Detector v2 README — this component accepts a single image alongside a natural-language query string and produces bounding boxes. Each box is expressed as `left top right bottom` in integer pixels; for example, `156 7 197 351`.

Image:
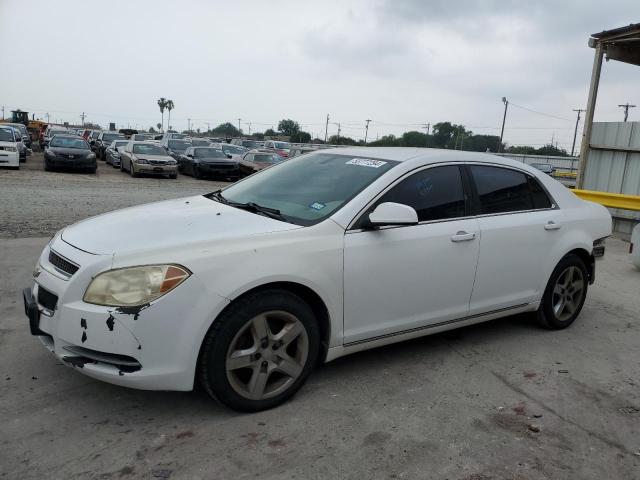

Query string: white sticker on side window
346 158 387 168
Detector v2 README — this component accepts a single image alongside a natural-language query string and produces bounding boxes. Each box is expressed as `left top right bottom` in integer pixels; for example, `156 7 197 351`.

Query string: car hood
137 153 174 161
60 195 299 255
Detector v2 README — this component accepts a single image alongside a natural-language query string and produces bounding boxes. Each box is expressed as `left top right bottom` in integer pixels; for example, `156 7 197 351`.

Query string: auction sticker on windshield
346 158 387 168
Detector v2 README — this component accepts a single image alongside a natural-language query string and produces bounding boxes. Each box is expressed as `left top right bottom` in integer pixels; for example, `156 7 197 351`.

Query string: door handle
544 221 561 231
451 231 476 242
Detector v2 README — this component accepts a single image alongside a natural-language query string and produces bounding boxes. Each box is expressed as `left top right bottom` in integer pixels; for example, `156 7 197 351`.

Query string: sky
1 0 638 149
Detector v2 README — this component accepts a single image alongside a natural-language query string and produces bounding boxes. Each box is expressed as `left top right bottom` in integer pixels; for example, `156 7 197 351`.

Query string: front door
343 165 480 344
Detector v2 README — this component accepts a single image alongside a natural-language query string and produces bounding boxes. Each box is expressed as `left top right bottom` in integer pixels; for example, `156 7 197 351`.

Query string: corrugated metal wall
583 121 640 235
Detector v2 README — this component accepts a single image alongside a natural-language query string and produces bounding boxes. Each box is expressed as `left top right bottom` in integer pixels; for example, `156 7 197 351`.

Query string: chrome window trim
346 160 559 232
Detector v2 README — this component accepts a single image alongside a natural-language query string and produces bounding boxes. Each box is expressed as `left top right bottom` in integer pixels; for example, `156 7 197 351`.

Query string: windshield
222 145 247 155
253 154 282 164
0 129 14 142
195 148 226 159
50 137 89 149
273 142 290 150
103 133 124 142
90 132 100 138
242 140 263 149
219 153 398 226
169 133 188 139
133 144 166 155
168 140 189 151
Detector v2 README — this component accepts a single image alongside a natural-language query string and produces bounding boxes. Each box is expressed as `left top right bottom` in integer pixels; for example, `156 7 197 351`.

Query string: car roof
51 134 83 139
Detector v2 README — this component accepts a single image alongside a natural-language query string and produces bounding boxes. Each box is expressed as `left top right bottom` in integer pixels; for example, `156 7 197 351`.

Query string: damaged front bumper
23 237 230 391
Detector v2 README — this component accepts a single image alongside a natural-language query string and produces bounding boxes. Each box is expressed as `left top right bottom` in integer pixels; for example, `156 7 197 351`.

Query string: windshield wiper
206 190 285 221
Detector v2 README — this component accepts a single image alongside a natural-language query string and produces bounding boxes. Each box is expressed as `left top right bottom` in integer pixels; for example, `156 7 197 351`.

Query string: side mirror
366 202 418 228
226 154 232 159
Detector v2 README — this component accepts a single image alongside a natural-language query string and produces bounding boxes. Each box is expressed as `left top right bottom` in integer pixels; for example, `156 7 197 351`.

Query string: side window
528 175 553 209
470 165 534 214
375 165 466 222
244 154 254 162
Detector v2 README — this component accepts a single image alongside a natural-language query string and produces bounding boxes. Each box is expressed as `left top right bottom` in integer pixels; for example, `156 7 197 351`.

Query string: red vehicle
263 140 291 157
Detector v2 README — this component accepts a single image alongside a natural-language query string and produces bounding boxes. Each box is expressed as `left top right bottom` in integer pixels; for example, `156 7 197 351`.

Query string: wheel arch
564 247 595 284
195 280 333 386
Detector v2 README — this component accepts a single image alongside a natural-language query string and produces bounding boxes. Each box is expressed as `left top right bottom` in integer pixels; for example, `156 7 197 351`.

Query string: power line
508 102 573 122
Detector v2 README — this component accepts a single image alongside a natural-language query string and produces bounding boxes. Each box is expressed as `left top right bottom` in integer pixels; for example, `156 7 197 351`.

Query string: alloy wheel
225 310 309 400
552 266 585 321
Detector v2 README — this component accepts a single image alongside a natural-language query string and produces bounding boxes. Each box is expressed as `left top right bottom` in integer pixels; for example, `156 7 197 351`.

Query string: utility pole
80 112 86 126
618 103 636 122
324 114 329 143
1 106 4 120
422 123 430 147
498 97 508 152
571 109 585 157
237 118 242 134
187 118 191 132
364 119 372 143
248 122 252 135
331 123 341 144
205 122 210 132
46 113 50 124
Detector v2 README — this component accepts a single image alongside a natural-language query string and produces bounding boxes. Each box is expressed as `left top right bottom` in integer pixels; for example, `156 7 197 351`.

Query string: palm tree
165 100 175 132
157 98 167 132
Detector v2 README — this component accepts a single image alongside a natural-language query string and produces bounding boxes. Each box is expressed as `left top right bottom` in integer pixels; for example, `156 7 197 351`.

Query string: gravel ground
1 156 639 479
0 153 229 238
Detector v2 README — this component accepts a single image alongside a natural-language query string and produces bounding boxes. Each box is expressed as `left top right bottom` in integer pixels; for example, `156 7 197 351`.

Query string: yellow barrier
554 171 577 178
573 189 640 211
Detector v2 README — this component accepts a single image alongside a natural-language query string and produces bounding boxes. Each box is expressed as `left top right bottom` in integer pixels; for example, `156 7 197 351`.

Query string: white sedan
23 148 612 411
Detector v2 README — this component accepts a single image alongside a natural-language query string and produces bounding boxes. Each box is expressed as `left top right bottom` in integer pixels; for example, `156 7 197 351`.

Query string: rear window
470 165 534 214
168 140 189 151
253 154 281 164
103 134 124 143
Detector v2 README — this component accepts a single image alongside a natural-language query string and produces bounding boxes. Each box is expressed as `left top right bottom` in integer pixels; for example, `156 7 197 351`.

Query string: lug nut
261 361 268 368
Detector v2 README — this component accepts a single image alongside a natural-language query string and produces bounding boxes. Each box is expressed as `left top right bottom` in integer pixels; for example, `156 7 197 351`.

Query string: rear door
343 164 480 344
467 164 561 314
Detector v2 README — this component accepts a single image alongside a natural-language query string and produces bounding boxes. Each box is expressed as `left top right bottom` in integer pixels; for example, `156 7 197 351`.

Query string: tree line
166 119 571 157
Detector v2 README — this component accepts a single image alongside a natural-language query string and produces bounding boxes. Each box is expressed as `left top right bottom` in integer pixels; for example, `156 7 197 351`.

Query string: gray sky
1 0 638 148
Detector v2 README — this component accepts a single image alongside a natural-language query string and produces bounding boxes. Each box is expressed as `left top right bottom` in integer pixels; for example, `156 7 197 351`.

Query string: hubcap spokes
226 311 308 400
552 266 584 321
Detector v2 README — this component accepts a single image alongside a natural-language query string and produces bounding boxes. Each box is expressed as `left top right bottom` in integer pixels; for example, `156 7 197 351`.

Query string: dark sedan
96 132 126 160
44 135 96 173
105 140 130 167
178 147 240 179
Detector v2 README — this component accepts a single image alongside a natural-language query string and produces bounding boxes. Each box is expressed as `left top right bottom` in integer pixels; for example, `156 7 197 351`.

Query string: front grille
204 163 235 170
62 345 142 372
37 286 58 311
49 250 79 276
148 160 166 165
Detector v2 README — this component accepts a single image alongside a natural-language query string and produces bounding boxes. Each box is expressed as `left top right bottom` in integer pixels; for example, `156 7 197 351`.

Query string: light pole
238 118 242 134
324 114 329 143
498 97 509 152
364 119 371 144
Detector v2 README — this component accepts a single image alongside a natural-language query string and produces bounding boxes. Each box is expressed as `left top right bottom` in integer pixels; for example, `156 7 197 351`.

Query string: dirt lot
1 157 640 479
0 153 228 238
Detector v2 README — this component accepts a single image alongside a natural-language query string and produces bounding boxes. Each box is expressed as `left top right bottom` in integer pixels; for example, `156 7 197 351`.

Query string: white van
0 126 20 169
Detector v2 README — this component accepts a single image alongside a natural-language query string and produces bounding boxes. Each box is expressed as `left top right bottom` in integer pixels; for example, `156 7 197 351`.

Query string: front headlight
4 146 17 152
87 153 96 159
134 157 148 164
83 265 190 307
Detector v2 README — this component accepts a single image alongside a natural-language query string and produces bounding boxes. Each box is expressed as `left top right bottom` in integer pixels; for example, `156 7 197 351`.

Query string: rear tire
536 254 588 329
198 289 320 412
44 158 51 172
193 165 202 179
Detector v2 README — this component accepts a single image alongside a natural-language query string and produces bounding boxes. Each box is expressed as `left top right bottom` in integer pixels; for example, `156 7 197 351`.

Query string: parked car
42 126 69 149
178 146 240 179
531 163 556 175
88 130 102 151
212 143 249 159
105 140 130 167
131 134 153 142
231 138 265 149
163 138 191 159
4 125 28 162
119 141 178 178
631 223 640 270
43 135 96 173
162 132 189 141
3 122 32 148
190 138 210 147
21 148 611 412
238 150 283 176
0 126 20 169
95 132 126 160
263 140 291 157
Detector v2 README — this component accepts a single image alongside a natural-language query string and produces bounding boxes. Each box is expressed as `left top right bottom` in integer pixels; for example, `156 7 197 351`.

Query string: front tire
130 164 138 177
198 289 320 412
537 254 588 329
